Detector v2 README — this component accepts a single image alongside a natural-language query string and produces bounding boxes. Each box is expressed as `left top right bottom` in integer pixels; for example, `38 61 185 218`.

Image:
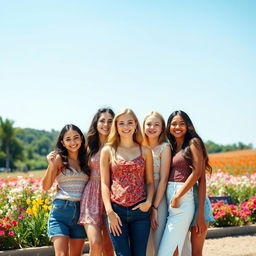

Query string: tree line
0 117 58 171
0 117 254 171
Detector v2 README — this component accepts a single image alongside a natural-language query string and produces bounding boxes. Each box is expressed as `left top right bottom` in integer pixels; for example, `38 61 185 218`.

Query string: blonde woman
142 112 171 256
100 109 154 256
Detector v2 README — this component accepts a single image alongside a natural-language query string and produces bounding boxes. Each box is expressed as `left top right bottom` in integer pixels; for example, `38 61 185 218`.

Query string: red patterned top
110 155 146 207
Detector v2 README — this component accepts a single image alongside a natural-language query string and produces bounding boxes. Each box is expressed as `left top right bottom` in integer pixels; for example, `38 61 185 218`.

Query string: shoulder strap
139 145 142 156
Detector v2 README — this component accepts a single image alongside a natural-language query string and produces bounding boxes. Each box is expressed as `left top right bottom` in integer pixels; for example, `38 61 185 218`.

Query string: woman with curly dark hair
78 108 115 256
158 110 213 256
42 124 89 256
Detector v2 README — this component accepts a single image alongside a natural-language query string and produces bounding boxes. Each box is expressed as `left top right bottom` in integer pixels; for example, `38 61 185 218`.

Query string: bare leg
85 224 103 256
173 246 179 256
69 239 85 256
191 223 209 256
52 236 69 256
102 223 114 256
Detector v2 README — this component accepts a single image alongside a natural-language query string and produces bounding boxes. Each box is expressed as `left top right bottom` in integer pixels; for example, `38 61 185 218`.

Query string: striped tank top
54 168 89 201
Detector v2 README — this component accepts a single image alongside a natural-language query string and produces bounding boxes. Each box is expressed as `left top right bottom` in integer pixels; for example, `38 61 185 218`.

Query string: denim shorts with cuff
48 199 86 240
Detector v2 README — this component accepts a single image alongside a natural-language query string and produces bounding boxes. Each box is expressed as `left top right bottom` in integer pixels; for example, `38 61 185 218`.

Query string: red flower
11 220 18 227
5 223 11 229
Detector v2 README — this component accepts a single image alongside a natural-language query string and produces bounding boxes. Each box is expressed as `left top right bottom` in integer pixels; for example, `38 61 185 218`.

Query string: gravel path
203 234 256 256
83 234 256 256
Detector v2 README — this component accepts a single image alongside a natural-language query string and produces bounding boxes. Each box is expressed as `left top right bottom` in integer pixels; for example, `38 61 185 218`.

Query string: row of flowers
207 171 256 204
0 173 256 249
0 176 54 249
211 196 256 227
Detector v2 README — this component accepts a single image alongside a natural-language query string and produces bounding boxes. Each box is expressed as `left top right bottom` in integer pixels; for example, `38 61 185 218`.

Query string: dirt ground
83 234 256 256
203 234 256 256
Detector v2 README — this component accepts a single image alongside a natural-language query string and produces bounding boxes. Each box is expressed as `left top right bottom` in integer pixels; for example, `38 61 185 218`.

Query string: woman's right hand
170 195 180 208
47 151 57 165
107 210 122 236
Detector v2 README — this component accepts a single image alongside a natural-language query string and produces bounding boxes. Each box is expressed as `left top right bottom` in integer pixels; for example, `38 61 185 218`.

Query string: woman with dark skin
158 111 212 256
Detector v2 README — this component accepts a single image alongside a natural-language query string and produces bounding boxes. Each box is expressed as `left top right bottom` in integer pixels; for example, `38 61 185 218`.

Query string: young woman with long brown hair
158 110 212 256
78 108 115 256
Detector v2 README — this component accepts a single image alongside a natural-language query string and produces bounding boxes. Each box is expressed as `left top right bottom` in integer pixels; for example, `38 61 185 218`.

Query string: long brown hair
86 108 115 169
55 124 89 174
166 110 212 173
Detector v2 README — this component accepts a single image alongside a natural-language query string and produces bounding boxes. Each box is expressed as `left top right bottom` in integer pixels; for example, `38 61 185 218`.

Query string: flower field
207 149 256 227
0 176 55 249
0 150 256 249
209 149 256 175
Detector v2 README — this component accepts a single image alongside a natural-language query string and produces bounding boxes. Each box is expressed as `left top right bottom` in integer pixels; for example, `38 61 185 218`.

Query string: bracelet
152 205 158 210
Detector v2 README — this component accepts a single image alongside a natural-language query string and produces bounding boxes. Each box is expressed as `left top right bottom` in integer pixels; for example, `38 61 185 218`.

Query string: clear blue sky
0 0 255 146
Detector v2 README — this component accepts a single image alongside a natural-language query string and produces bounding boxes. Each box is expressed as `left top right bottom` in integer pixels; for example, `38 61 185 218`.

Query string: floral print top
110 155 146 207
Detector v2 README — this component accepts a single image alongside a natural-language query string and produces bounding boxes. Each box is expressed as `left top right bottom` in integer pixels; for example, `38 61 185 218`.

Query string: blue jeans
106 202 151 256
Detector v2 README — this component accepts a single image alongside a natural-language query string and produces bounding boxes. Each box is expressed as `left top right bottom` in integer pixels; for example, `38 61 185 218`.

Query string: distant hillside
205 140 253 154
0 125 253 170
0 128 59 170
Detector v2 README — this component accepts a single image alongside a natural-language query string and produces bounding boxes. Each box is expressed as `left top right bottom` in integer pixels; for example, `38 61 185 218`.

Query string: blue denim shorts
191 184 215 226
48 199 86 239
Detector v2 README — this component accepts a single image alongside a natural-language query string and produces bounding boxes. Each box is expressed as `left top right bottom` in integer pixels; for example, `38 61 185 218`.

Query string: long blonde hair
106 109 143 153
142 111 167 147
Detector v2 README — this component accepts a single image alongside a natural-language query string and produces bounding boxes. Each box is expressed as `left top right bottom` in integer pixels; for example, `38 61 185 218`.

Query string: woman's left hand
132 200 151 212
171 195 179 208
151 209 159 230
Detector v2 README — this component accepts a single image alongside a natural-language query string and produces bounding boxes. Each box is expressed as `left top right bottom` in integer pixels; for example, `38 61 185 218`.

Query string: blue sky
0 0 255 146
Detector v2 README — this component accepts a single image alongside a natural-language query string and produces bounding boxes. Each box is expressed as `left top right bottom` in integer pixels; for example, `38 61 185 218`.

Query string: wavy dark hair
86 108 115 164
55 124 89 174
166 110 212 173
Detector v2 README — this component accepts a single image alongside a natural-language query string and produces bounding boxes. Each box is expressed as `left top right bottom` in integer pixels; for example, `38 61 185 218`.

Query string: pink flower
230 205 235 210
19 207 25 212
0 230 4 236
18 214 24 220
8 231 14 237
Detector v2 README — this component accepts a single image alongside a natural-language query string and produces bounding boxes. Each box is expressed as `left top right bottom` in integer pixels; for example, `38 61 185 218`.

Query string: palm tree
0 117 16 171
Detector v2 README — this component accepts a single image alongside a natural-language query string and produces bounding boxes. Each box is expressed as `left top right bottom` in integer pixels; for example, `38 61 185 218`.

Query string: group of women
42 108 214 256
